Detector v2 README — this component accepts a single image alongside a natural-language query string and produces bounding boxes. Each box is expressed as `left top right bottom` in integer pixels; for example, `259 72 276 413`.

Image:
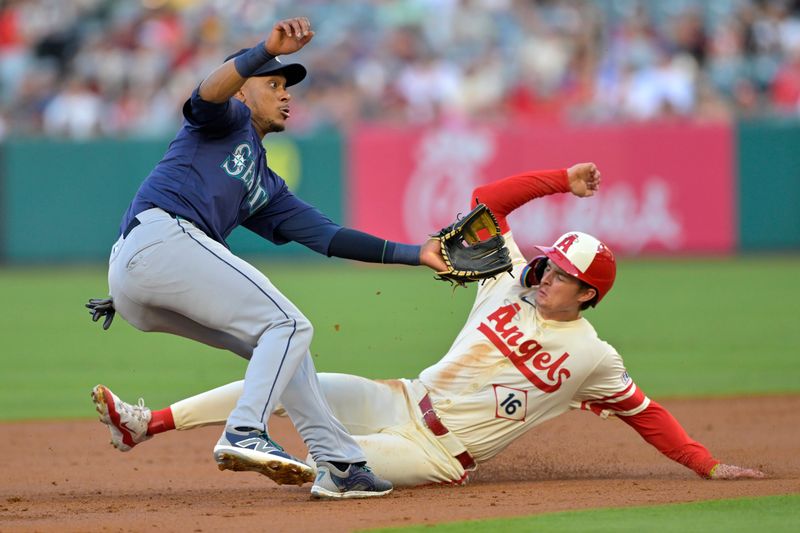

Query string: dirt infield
1 395 798 532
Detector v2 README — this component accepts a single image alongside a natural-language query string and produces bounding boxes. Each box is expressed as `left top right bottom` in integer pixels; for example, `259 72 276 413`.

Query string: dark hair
578 279 599 310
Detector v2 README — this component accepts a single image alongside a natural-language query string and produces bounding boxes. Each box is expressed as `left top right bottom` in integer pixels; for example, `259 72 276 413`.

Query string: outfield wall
0 120 797 263
0 131 344 262
351 122 735 255
737 119 800 251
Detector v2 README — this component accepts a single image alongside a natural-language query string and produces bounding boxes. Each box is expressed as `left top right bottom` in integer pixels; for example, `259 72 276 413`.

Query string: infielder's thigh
315 374 411 435
110 213 303 346
111 291 253 359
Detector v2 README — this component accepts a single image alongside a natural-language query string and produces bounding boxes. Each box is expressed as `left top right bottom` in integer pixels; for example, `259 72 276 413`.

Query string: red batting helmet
520 231 616 306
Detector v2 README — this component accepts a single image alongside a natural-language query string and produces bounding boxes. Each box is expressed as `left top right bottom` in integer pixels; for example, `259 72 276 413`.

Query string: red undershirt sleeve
471 169 570 233
618 400 720 478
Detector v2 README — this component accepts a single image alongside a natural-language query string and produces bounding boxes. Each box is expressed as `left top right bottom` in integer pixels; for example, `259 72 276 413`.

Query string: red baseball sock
147 407 176 435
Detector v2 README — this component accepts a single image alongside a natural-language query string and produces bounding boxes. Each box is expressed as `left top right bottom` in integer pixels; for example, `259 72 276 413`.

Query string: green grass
0 255 798 420
595 256 800 397
371 494 800 532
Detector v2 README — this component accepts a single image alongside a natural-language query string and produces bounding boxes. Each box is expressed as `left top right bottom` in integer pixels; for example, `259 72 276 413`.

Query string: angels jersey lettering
477 303 570 393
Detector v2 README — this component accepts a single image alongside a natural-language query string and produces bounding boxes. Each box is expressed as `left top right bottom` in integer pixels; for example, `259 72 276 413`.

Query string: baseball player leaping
87 17 451 500
93 163 764 487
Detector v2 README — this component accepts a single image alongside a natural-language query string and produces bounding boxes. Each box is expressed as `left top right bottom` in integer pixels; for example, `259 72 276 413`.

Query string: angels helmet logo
521 231 617 306
556 233 579 254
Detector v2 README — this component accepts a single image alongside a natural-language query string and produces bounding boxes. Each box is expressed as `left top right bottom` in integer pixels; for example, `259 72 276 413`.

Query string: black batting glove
86 297 116 330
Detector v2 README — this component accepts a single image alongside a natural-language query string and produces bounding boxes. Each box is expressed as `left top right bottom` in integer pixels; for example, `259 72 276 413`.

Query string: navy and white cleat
310 461 393 500
213 427 314 486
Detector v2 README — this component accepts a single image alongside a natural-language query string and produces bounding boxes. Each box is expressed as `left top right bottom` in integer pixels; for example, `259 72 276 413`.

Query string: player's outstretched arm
471 163 600 233
244 181 447 271
199 17 314 103
619 400 765 480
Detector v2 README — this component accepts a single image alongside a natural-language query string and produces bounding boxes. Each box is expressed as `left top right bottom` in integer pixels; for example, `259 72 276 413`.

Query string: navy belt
122 211 187 239
122 217 141 238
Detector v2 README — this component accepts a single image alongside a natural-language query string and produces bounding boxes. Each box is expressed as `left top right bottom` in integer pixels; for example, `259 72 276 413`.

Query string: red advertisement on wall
350 122 735 255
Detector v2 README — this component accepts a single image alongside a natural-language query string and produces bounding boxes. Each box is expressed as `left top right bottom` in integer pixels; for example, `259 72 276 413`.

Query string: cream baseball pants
170 373 470 486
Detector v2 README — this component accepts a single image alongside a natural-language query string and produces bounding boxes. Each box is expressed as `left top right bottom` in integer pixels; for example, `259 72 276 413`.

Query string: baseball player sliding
87 17 452 500
93 164 764 486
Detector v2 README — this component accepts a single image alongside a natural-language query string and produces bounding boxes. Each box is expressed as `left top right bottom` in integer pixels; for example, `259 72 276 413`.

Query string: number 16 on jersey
493 385 528 422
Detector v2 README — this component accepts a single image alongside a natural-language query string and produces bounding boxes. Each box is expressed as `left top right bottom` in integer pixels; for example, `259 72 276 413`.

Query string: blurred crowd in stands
2 0 800 140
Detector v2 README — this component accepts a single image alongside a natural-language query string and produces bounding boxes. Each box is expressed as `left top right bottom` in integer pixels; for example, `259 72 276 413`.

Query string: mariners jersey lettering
119 87 340 251
419 234 649 462
219 141 269 213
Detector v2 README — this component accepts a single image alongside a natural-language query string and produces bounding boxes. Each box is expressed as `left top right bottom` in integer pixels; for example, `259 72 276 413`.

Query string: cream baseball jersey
419 233 649 462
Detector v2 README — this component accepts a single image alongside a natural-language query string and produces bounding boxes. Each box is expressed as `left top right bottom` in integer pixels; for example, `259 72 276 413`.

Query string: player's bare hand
709 463 765 480
567 162 601 198
420 238 448 272
265 17 314 56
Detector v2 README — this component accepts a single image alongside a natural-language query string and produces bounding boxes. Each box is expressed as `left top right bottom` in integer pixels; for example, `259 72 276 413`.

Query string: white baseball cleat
91 384 152 452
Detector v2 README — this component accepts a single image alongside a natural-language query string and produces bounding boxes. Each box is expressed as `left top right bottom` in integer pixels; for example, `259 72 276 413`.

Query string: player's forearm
328 228 420 265
199 42 274 103
198 61 248 103
619 400 719 478
471 169 570 232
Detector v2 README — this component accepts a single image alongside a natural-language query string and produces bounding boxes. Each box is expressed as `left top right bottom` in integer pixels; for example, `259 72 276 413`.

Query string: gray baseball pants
107 207 364 463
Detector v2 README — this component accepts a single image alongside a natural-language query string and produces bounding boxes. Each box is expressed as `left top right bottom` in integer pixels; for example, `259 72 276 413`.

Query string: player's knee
294 314 314 341
269 313 313 339
260 313 313 348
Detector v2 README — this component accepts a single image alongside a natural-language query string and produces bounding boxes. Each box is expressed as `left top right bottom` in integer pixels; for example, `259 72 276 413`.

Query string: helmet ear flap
521 256 548 288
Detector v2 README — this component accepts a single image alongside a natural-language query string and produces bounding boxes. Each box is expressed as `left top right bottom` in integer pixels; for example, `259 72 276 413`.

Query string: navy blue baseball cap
225 49 307 87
